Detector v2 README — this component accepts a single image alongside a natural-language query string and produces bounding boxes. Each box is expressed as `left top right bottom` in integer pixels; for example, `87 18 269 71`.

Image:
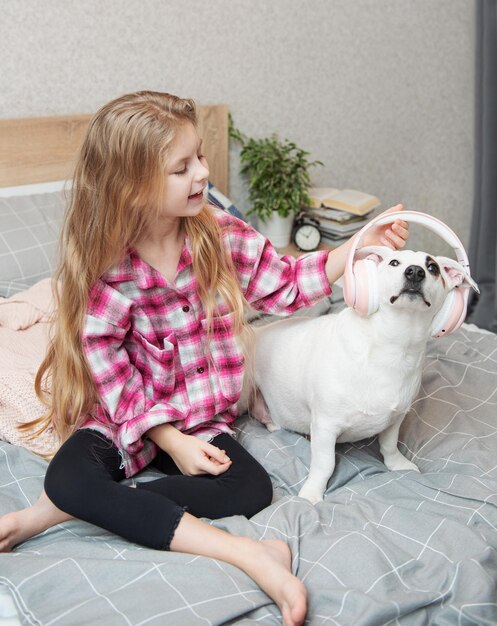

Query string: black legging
44 429 273 550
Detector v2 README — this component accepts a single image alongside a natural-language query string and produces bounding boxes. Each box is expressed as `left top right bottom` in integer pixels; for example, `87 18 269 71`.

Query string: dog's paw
386 457 419 472
298 484 324 505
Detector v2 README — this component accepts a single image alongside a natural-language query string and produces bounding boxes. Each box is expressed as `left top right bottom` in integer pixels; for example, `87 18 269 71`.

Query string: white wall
1 0 476 253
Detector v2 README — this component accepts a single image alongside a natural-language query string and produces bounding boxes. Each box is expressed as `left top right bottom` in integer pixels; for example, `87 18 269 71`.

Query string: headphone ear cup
342 262 355 309
351 258 379 317
431 289 467 337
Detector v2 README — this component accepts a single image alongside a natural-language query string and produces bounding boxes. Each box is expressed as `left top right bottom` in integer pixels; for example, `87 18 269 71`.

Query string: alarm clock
292 214 321 252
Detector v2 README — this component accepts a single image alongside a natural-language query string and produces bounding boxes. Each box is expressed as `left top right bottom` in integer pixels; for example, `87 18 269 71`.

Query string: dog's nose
404 265 425 283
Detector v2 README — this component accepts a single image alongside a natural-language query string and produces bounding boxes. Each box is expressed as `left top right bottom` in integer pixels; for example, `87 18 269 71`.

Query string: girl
0 91 408 626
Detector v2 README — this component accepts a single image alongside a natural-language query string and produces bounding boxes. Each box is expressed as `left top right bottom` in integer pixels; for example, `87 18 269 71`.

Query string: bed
1 107 496 626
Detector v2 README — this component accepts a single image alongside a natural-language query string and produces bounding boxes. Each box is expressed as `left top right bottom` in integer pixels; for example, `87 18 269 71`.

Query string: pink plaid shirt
81 207 331 476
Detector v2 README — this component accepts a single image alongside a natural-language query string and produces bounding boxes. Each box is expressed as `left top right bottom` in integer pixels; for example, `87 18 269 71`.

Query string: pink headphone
342 211 472 338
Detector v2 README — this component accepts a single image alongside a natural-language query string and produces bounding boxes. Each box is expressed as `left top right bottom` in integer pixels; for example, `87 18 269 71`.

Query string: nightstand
277 242 334 258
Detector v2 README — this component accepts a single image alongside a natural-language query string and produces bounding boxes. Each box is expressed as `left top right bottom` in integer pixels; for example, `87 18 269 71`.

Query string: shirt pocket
201 312 245 404
130 330 176 399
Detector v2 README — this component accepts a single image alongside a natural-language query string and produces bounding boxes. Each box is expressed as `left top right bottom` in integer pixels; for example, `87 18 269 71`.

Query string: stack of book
307 187 381 246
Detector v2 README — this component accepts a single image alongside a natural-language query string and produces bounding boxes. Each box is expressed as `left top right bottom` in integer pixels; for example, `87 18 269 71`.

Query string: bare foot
242 539 307 626
166 513 308 625
0 490 73 552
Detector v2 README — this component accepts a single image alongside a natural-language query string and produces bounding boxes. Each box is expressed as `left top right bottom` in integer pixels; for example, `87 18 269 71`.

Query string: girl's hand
146 423 232 476
361 204 409 250
169 434 232 476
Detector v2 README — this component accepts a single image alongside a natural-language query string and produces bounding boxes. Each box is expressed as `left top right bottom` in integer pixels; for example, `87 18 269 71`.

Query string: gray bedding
1 324 496 625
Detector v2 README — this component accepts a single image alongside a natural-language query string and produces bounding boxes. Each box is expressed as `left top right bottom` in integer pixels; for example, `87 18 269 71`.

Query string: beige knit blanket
0 279 59 457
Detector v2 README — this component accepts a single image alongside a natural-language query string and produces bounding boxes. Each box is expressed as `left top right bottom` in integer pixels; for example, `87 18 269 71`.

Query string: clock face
294 224 321 251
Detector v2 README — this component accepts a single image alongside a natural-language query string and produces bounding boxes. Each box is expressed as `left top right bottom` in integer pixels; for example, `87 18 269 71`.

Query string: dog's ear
437 256 480 293
355 246 392 264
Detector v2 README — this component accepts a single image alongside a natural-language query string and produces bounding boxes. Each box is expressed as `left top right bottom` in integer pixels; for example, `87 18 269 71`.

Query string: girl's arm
83 306 231 476
83 277 232 476
146 423 231 476
226 204 408 314
83 282 189 460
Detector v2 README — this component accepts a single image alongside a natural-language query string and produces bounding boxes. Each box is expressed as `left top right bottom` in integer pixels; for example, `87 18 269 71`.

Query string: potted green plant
229 117 322 247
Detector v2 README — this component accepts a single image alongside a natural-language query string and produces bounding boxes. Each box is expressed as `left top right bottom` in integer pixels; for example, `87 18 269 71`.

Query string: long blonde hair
22 91 246 444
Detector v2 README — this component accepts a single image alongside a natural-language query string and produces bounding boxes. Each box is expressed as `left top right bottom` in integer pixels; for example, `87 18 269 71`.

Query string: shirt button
197 367 205 374
182 305 190 312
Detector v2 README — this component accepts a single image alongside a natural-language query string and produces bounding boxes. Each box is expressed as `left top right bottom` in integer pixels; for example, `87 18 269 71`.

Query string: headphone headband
347 211 470 276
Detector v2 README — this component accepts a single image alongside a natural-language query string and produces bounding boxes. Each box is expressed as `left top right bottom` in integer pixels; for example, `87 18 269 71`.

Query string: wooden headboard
0 104 229 195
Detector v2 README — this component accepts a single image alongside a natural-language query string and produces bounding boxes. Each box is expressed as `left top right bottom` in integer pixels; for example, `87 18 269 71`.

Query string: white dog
245 247 478 504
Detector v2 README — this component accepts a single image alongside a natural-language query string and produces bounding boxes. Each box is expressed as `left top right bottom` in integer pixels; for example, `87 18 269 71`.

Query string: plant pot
257 213 295 248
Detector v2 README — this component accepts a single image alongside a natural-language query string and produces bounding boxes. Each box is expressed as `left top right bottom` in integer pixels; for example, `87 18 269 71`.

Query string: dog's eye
389 259 400 267
427 262 439 275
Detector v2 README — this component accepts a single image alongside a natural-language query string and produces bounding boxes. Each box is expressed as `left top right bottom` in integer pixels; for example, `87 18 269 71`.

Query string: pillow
0 278 55 330
0 369 59 458
207 181 244 220
0 279 59 457
0 181 68 298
